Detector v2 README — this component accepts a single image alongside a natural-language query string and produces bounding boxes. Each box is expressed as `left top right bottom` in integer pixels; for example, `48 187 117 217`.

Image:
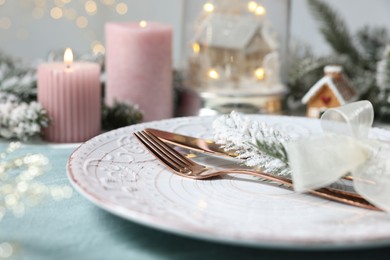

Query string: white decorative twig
212 111 291 176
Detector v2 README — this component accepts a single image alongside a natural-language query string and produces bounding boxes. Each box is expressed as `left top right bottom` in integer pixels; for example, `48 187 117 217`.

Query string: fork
133 130 380 211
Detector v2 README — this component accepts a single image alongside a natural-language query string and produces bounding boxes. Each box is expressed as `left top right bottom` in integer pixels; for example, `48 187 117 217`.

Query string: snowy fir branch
212 111 291 176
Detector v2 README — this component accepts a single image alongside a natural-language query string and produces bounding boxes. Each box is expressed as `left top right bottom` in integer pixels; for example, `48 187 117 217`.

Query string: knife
144 128 237 158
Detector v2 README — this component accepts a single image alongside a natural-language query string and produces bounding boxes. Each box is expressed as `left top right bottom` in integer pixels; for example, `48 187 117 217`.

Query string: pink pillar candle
105 21 173 122
38 56 101 143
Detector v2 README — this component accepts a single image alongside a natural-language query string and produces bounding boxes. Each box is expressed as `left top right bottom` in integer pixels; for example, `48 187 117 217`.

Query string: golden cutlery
133 129 380 212
146 128 356 182
145 128 236 158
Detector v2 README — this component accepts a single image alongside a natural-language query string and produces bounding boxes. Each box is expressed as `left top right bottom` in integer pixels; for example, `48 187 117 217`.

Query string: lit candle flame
139 20 147 28
255 67 265 80
208 69 219 80
64 48 73 68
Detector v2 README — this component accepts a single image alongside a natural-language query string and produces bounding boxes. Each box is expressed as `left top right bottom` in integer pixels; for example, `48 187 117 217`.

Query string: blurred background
0 0 389 66
1 0 390 121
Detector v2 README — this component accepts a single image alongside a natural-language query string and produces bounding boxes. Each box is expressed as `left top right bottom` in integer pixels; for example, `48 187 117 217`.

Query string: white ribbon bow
287 100 390 213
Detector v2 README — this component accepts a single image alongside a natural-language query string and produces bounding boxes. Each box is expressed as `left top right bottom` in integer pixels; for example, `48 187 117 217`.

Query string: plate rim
66 115 390 250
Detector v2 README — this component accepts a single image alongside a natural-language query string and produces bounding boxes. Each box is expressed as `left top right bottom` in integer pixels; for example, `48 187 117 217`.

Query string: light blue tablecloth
1 142 390 260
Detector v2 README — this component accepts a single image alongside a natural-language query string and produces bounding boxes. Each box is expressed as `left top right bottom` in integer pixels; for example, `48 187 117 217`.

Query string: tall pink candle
37 49 101 143
105 21 173 122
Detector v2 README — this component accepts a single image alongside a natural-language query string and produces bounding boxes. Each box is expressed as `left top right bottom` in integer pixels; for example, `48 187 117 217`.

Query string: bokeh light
254 67 265 80
91 40 105 55
139 20 147 28
85 0 97 15
0 243 14 259
208 69 220 80
248 1 258 12
203 3 215 13
115 2 128 15
76 16 88 28
192 42 200 54
50 7 63 19
255 5 266 15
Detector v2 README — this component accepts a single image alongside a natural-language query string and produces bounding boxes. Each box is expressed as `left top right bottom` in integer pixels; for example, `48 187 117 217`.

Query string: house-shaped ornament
188 12 280 90
302 65 358 118
186 2 287 115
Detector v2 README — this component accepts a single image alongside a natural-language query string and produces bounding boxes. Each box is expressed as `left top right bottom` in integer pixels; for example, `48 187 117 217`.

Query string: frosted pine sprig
212 111 291 176
0 93 49 141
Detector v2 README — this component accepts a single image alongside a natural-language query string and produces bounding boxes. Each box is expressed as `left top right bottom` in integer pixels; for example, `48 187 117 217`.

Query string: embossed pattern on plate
67 115 390 249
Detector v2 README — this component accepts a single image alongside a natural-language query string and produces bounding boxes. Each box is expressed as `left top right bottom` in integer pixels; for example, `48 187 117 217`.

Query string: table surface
2 136 390 260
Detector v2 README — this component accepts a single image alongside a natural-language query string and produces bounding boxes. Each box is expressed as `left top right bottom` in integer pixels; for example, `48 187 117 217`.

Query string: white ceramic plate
67 115 390 249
